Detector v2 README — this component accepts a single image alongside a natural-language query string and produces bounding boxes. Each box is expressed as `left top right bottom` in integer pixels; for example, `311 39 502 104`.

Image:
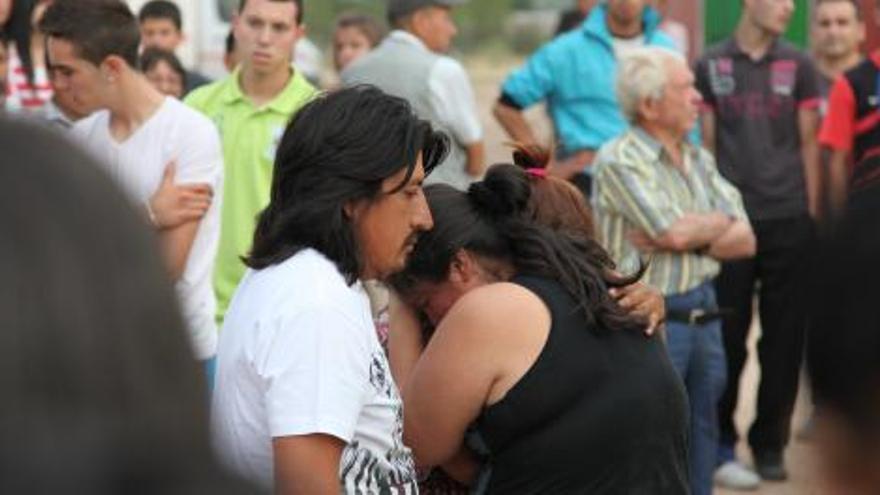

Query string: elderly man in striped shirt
593 46 755 495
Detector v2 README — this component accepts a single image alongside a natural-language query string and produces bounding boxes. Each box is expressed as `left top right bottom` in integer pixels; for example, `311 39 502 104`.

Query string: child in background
142 47 187 99
332 12 384 73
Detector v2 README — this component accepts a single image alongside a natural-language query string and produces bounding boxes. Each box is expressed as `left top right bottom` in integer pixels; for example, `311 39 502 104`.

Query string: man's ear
100 55 127 82
343 199 363 221
638 96 660 123
408 9 428 37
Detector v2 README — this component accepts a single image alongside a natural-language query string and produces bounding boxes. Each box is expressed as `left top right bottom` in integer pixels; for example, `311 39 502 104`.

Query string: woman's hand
609 282 665 337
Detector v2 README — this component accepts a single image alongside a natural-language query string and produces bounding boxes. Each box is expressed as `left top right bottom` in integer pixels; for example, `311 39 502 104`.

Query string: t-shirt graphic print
340 351 417 494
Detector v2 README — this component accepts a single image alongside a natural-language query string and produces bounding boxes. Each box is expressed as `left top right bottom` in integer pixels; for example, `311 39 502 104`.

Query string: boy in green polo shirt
186 0 317 322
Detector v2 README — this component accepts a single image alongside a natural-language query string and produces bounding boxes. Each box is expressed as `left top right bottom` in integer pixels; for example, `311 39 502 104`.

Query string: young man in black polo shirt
819 0 880 217
695 0 822 487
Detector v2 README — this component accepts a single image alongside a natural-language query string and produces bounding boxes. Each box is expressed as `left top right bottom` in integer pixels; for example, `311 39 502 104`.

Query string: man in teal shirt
493 0 675 196
186 0 317 322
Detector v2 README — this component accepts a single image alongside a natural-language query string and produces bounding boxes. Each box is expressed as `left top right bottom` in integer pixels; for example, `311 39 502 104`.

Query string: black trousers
715 214 814 455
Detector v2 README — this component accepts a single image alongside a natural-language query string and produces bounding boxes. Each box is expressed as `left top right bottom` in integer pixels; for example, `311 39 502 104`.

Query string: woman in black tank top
388 159 689 494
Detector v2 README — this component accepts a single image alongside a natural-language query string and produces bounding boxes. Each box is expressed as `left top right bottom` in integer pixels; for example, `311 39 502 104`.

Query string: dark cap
387 0 466 20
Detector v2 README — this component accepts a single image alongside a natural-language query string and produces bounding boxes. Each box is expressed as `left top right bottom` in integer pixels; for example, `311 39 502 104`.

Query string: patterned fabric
694 38 821 220
593 127 748 296
4 42 52 114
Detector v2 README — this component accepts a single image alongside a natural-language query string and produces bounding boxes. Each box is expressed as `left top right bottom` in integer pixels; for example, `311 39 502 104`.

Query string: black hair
814 0 862 21
245 85 449 284
138 0 182 31
238 0 303 25
225 29 236 56
5 0 39 83
40 0 140 68
807 202 880 446
140 47 187 86
0 118 257 494
392 164 646 335
335 11 386 47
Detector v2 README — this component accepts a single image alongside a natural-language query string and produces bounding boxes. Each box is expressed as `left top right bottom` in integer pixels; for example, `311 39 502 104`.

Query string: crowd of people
2 0 880 493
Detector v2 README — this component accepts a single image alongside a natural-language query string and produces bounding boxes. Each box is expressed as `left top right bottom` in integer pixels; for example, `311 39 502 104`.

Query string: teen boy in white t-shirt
41 1 223 368
212 86 447 492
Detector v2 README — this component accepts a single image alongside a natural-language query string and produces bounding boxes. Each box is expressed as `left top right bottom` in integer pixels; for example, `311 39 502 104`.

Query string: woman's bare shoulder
435 282 550 343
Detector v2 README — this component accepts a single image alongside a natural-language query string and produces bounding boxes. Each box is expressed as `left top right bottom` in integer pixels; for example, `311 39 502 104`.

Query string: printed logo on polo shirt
770 60 797 97
709 58 735 96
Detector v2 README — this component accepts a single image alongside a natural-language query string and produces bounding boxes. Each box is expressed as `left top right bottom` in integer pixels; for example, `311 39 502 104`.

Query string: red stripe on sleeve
819 76 857 151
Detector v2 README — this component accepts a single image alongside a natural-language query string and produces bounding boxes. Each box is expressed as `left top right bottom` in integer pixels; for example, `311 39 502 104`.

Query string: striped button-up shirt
593 128 749 296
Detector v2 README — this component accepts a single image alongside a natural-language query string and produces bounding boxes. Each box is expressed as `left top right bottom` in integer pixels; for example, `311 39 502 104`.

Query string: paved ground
465 53 820 495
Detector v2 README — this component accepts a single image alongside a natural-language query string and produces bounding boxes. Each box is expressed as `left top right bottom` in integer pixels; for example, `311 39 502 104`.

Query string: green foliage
703 0 809 48
301 0 525 53
508 22 548 55
453 0 516 49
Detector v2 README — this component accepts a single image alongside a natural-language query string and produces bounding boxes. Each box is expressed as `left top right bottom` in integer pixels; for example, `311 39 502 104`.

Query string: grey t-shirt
695 39 821 220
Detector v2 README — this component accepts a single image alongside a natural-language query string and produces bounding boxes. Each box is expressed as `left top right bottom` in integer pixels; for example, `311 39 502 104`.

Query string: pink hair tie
526 168 547 178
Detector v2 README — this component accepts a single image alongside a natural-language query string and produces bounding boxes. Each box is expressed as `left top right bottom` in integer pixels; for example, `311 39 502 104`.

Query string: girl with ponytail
388 148 689 494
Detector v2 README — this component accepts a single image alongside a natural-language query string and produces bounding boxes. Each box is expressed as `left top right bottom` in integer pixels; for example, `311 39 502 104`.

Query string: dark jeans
665 281 727 495
715 214 814 456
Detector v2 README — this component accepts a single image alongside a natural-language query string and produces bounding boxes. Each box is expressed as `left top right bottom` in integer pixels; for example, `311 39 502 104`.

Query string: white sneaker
714 461 761 490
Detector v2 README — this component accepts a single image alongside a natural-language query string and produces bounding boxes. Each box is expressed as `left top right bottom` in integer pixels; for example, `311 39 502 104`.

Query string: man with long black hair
211 86 448 493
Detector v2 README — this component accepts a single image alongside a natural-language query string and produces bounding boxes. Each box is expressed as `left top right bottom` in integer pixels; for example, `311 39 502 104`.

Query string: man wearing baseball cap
342 0 484 191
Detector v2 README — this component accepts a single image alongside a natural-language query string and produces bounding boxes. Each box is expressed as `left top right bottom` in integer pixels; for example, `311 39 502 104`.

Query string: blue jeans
664 281 727 495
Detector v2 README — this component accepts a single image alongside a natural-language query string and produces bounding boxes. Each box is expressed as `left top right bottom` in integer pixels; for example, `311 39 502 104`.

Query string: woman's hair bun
510 142 551 171
468 164 531 219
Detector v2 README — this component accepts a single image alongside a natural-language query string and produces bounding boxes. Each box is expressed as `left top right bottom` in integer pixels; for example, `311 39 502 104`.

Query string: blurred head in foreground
0 119 255 494
807 203 880 495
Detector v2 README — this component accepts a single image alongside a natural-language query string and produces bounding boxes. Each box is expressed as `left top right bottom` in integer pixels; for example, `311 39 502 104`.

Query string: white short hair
616 46 685 124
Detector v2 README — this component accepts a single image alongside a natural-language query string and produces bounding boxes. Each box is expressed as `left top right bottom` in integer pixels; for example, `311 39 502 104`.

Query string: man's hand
610 282 666 337
148 161 213 230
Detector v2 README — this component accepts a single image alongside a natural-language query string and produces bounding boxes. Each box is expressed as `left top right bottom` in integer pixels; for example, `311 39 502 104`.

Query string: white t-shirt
212 248 417 493
71 97 223 360
612 34 646 60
